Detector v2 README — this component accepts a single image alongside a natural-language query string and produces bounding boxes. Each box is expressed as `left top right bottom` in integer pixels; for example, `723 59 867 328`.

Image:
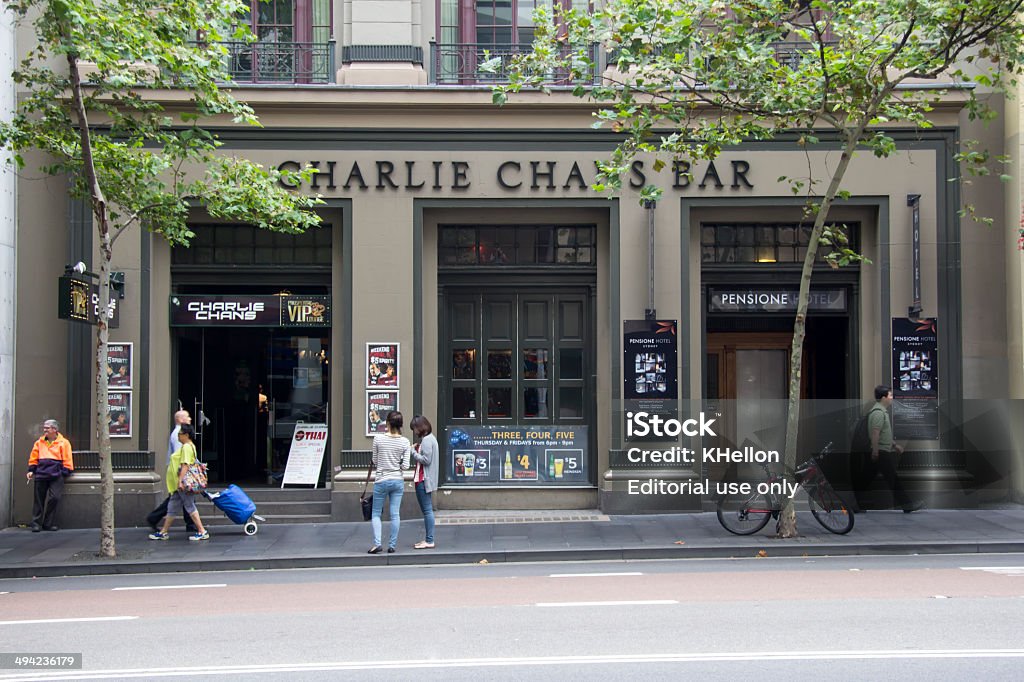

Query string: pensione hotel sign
275 158 756 193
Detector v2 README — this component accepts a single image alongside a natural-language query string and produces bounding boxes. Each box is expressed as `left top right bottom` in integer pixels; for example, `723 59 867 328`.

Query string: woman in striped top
368 410 411 554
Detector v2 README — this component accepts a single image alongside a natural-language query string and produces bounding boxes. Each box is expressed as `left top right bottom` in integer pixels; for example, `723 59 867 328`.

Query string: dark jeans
414 481 435 544
146 494 198 532
32 476 64 527
857 450 913 509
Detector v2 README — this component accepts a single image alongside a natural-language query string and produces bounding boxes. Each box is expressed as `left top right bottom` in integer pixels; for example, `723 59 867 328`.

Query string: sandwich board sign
281 423 329 487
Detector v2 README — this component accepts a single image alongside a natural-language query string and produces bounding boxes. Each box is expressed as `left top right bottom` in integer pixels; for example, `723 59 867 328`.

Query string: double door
443 288 592 428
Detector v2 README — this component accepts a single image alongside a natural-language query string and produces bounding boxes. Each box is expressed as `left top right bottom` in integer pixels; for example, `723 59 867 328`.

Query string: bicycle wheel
717 493 773 535
807 486 855 535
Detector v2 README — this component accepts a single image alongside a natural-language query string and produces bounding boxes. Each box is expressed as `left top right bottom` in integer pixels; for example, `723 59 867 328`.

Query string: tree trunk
777 132 861 538
95 233 115 557
66 50 116 557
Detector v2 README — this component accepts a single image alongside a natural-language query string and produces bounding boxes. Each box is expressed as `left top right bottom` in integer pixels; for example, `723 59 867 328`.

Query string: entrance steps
197 486 332 526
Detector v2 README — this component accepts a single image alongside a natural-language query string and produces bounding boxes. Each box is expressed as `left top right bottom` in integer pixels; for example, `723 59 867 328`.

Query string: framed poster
892 317 939 439
108 391 132 438
366 342 400 388
366 390 400 436
106 342 133 389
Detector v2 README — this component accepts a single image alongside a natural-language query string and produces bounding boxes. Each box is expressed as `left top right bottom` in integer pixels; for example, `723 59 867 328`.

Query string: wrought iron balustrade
193 40 335 84
429 41 599 85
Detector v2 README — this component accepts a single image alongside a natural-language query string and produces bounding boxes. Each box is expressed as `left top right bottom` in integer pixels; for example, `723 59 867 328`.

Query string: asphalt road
1 554 1023 680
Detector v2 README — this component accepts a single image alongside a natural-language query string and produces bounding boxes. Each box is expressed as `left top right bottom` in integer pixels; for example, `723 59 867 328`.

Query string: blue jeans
415 481 435 544
371 479 404 549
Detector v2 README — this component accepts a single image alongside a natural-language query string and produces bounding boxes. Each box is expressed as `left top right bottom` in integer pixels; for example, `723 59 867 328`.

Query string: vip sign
284 297 331 326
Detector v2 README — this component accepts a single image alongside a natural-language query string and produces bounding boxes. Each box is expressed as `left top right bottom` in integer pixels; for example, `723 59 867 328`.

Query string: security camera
72 261 86 275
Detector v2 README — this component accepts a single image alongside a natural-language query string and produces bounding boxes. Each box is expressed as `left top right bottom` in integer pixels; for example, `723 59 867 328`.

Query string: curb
3 541 1024 579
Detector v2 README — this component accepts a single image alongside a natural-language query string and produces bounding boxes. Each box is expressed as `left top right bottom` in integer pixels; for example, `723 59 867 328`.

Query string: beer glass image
554 458 564 479
464 453 474 477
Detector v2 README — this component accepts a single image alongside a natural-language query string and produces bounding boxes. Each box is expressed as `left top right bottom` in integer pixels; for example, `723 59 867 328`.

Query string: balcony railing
429 41 599 85
198 40 335 84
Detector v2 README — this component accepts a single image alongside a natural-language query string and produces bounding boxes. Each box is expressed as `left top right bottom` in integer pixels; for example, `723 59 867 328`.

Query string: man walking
27 419 74 532
146 410 197 533
867 385 923 513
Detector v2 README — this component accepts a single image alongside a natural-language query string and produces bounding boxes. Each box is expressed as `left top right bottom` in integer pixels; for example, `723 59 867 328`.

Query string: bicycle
716 442 855 535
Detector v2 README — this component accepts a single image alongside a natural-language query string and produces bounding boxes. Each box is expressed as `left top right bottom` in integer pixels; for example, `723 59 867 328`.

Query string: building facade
7 1 1021 526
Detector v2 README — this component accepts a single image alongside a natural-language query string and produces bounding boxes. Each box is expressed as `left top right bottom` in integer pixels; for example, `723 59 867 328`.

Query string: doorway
176 328 330 485
705 317 849 450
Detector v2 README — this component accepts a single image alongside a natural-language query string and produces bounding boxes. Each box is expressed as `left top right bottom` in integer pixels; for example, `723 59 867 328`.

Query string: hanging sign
891 317 939 440
281 423 329 487
58 275 120 327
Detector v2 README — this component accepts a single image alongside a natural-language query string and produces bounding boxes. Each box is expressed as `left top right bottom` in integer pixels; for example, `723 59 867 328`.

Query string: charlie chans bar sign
170 294 331 327
274 158 757 193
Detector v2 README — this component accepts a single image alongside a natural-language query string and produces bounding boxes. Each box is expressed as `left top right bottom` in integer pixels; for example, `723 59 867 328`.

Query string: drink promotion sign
891 317 939 440
281 423 329 487
445 425 588 485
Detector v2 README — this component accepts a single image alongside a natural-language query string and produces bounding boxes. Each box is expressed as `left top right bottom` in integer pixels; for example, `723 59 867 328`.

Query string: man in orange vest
27 419 74 532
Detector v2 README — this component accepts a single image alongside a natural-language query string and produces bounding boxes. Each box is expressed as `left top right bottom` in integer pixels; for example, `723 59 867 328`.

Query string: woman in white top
369 411 411 554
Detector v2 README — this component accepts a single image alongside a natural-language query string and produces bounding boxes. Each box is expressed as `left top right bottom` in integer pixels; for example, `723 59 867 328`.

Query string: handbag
359 463 374 521
179 460 208 494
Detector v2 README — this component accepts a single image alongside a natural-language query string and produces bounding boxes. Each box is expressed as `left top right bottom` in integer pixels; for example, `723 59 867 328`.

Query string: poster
281 423 329 487
892 317 939 440
106 342 133 389
445 425 588 485
108 391 132 438
366 390 399 435
366 343 400 387
623 320 678 441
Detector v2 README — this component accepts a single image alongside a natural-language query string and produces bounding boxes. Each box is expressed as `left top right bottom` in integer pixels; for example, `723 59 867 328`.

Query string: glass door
266 331 330 484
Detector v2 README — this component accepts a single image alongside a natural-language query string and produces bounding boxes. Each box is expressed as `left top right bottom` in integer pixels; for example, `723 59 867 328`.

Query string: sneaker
188 531 210 542
148 531 169 541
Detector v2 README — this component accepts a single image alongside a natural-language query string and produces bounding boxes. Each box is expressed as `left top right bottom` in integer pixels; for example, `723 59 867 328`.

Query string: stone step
202 486 331 503
201 513 333 527
195 498 331 522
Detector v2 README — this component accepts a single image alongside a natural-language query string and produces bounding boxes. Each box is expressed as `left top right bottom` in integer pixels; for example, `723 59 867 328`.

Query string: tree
0 0 321 557
494 0 1024 535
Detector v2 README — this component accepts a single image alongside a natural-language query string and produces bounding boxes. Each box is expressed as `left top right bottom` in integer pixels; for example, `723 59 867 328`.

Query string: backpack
850 406 882 454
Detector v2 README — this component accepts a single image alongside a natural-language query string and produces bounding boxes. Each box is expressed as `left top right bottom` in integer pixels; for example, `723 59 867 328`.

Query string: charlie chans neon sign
276 159 755 192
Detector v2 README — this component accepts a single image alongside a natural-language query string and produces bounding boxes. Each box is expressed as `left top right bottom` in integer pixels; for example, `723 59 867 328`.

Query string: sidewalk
2 507 1024 579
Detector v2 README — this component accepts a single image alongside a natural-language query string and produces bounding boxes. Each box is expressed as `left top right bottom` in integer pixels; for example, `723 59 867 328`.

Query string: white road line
111 584 227 591
536 600 678 607
548 572 643 578
0 616 138 626
959 566 1024 575
3 650 1024 679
